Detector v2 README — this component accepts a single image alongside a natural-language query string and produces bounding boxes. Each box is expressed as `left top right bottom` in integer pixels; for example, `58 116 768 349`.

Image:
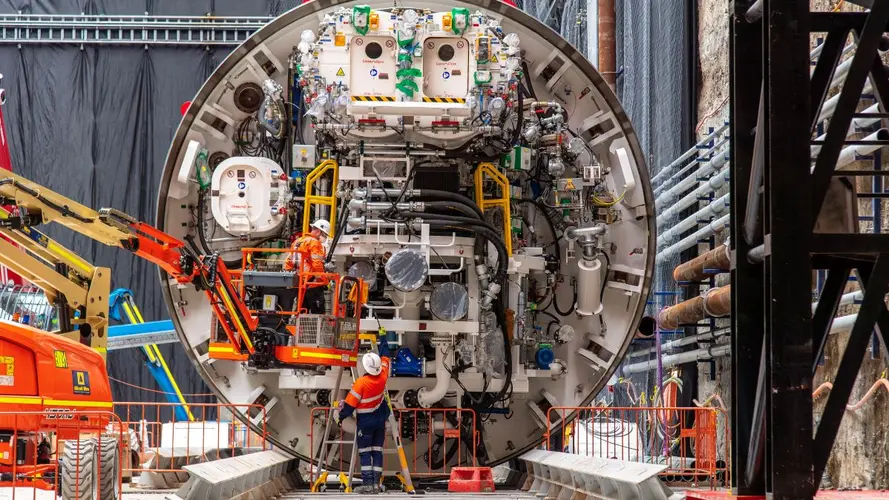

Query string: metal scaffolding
731 1 889 498
0 14 272 45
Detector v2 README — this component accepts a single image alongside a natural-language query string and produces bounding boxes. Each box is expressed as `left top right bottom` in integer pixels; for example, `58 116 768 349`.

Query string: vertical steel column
765 0 814 498
729 0 764 494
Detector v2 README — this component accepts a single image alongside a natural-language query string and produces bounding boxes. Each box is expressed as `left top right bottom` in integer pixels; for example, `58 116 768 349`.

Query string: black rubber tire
97 435 121 500
60 439 98 500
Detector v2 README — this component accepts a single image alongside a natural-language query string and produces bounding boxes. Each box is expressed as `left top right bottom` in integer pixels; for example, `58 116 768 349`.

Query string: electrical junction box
210 156 288 238
350 35 398 98
504 146 532 171
292 144 316 170
422 37 470 98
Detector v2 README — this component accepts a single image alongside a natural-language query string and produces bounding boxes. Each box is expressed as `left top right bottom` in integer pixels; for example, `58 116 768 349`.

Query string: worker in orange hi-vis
284 218 331 313
337 330 391 494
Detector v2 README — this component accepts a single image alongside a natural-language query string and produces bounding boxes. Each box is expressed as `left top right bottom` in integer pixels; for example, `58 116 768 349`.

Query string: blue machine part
392 347 423 377
535 345 555 369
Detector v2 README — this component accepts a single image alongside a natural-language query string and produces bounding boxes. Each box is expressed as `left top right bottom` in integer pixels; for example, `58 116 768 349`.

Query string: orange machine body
0 318 113 435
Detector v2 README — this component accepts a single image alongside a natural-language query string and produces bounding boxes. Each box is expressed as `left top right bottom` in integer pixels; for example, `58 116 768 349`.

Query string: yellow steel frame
302 159 339 236
473 162 513 256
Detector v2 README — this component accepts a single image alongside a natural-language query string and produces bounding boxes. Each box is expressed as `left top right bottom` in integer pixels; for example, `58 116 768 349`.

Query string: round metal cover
234 82 264 113
429 282 468 321
385 248 428 292
348 261 377 291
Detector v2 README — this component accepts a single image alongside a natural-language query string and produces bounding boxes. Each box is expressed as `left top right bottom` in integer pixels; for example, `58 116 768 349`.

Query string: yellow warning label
336 67 346 77
1 356 13 376
422 97 467 104
565 179 576 189
54 350 68 368
490 54 499 63
351 96 396 102
291 348 299 358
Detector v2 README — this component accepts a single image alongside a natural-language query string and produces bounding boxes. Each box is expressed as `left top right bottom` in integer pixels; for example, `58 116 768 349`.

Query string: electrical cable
552 279 576 316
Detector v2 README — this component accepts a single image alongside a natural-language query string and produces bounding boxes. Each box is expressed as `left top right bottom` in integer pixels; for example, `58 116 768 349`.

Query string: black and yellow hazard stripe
351 96 396 102
423 97 467 104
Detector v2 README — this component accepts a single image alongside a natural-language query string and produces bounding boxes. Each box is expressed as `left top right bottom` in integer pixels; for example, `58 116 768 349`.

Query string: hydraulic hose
403 214 508 279
325 196 349 263
408 190 485 219
423 201 482 220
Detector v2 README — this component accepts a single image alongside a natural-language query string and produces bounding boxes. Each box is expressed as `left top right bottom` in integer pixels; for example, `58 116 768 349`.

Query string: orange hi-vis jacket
284 234 325 277
339 342 391 429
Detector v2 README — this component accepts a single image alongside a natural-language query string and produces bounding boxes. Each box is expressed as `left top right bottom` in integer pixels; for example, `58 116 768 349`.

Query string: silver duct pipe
811 103 882 157
657 193 730 246
655 147 730 204
654 138 729 197
831 128 889 170
621 344 731 375
812 290 862 313
651 124 729 185
626 328 731 359
820 80 873 124
657 167 729 223
658 214 730 261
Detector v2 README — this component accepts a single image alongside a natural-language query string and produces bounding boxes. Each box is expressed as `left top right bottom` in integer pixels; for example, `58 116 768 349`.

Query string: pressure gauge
488 97 506 118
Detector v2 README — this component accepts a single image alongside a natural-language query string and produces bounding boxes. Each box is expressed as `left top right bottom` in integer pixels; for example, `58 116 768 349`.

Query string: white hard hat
362 352 382 376
311 219 331 236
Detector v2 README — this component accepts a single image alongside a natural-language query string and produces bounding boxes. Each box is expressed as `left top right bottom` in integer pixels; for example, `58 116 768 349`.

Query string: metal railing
544 406 730 489
308 407 477 484
113 402 269 477
0 410 124 500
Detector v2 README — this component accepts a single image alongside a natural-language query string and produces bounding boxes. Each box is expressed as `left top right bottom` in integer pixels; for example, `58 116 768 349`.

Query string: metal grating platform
0 14 272 45
280 493 540 500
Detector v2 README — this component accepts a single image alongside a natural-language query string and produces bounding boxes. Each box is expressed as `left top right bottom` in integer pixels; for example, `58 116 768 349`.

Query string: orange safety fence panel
544 406 730 490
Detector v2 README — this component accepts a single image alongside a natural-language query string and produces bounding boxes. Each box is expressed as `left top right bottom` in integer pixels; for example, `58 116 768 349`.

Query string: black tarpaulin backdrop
0 0 306 411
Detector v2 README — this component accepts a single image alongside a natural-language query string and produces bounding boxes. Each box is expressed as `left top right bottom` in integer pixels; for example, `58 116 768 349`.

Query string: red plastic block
448 467 495 493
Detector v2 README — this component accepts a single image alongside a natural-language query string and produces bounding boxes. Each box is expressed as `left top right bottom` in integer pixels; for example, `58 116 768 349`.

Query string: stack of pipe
657 285 731 330
672 244 731 282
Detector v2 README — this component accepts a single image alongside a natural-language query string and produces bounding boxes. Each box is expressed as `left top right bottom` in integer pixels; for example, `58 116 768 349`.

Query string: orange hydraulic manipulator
98 209 258 355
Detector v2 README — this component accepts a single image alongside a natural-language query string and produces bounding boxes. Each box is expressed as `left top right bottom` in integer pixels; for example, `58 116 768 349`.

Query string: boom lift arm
0 170 265 359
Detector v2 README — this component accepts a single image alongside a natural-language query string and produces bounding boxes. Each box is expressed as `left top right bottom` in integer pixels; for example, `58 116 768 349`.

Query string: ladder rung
325 440 355 444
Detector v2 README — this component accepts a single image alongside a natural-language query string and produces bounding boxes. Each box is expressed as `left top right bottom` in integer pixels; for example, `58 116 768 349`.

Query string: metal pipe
651 124 729 185
831 128 889 170
671 243 731 282
658 193 730 246
621 344 731 375
566 224 607 238
812 290 862 313
418 346 450 407
659 214 730 260
587 0 598 64
744 0 763 23
657 167 730 223
655 147 730 204
657 285 731 330
654 137 728 196
627 327 731 359
810 40 855 64
348 200 424 212
597 0 616 88
811 102 882 157
820 80 873 123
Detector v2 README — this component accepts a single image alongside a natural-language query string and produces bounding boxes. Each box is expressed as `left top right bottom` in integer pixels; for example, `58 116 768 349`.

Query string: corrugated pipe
654 137 729 196
659 214 730 261
651 124 729 185
627 327 731 359
656 147 730 204
671 244 731 282
622 344 731 375
657 167 730 224
658 194 730 246
657 285 731 330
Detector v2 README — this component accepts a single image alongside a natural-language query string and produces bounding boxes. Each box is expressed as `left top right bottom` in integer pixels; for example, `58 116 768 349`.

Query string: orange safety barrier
308 407 477 485
0 410 124 500
544 406 730 489
113 402 269 477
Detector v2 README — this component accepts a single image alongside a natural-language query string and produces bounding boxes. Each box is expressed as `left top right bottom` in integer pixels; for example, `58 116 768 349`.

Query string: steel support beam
729 0 765 494
765 1 814 497
811 2 889 221
813 258 889 485
811 266 852 374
